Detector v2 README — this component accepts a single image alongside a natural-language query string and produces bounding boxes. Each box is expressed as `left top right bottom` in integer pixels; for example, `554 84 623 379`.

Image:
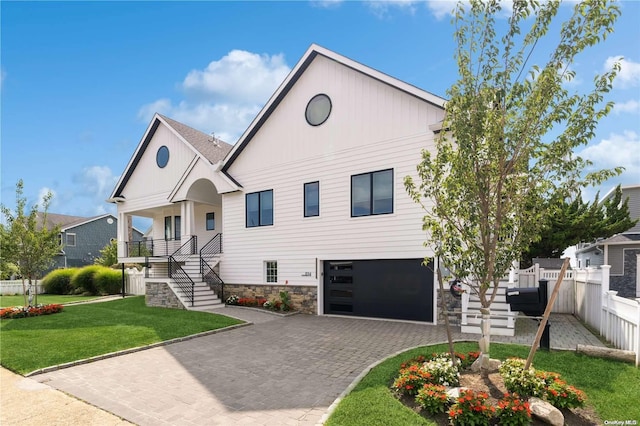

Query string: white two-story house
109 44 445 322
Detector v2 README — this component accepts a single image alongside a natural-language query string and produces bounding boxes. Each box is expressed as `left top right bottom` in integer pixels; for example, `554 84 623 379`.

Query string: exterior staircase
460 280 516 336
170 254 224 311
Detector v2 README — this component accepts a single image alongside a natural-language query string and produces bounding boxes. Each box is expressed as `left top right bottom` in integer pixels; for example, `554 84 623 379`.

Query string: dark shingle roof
35 213 108 230
158 114 233 164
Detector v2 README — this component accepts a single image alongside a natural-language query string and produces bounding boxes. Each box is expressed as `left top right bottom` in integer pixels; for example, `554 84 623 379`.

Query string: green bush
94 268 123 295
70 265 104 295
42 268 78 294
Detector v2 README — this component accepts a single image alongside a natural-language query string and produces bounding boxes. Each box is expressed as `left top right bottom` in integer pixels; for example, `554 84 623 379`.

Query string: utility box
506 279 550 349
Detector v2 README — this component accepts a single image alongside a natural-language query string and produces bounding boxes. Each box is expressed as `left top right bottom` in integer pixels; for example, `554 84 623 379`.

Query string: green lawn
0 296 244 374
0 294 103 308
326 342 640 426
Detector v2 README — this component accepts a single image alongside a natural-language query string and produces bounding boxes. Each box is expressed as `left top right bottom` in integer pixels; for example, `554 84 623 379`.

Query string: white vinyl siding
220 53 443 287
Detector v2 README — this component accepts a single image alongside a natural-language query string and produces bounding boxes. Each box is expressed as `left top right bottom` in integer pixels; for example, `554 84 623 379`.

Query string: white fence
125 268 146 295
513 264 639 366
0 280 44 295
516 264 575 314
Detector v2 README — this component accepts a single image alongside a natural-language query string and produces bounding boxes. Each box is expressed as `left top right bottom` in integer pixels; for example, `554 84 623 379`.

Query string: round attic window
106 217 114 225
156 146 169 168
305 94 332 126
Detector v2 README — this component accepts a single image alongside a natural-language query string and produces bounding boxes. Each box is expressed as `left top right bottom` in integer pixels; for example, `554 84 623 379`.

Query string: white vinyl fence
573 265 640 366
516 264 575 314
125 268 146 295
0 280 44 295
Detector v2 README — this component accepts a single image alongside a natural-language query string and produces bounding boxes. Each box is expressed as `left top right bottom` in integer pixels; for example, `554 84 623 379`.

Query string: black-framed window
304 181 319 217
351 169 393 217
174 216 181 240
266 261 278 283
206 212 215 230
246 190 273 227
164 216 172 240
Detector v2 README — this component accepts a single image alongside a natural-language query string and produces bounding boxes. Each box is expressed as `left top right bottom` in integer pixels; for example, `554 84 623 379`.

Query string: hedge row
41 266 123 295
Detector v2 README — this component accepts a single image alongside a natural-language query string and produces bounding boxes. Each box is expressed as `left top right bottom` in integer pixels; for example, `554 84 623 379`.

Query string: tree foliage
405 0 622 310
94 239 118 267
523 185 638 266
0 180 62 304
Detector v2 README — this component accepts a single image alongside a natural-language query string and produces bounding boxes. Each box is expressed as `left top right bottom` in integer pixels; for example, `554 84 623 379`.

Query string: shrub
392 364 433 396
415 383 449 415
70 265 104 295
42 268 78 294
544 378 586 409
422 354 460 387
448 389 494 426
496 393 532 426
226 295 239 305
499 358 545 398
94 268 123 295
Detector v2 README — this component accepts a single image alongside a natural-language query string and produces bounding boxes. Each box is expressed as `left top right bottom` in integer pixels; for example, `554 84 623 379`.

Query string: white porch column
181 200 196 243
636 254 640 298
117 212 129 258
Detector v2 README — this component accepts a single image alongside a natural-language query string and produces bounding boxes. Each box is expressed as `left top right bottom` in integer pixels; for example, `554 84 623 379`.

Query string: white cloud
613 99 640 114
182 50 290 104
604 56 640 88
579 131 640 172
426 0 458 20
37 187 56 209
310 0 343 9
139 50 291 143
367 0 420 18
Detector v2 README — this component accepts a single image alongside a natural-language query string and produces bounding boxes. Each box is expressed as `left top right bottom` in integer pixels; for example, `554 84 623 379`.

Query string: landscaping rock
530 397 564 426
470 356 501 372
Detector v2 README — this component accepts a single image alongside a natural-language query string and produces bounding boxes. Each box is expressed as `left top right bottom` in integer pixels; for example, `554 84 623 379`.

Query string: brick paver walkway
17 308 604 425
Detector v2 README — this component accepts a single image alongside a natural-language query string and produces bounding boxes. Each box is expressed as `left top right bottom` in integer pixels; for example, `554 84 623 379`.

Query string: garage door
323 258 433 322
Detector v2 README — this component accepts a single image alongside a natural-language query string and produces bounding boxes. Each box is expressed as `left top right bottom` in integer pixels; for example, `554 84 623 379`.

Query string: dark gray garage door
323 258 433 322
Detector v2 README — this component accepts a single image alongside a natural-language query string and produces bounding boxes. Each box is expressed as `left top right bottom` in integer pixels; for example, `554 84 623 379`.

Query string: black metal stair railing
168 236 198 307
200 233 224 301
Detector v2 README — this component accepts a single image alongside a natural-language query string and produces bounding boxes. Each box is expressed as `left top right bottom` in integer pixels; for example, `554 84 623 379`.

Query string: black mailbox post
506 279 550 349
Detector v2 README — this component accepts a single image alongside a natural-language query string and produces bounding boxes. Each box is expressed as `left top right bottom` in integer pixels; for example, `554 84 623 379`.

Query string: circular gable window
305 94 332 126
156 146 169 168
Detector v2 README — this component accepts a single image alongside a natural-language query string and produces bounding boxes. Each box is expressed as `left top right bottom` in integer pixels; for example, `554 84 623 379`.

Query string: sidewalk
1 367 132 425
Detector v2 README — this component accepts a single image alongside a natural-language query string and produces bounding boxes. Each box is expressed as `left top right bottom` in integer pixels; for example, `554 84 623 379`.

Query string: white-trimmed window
66 233 76 247
265 261 278 283
206 212 215 230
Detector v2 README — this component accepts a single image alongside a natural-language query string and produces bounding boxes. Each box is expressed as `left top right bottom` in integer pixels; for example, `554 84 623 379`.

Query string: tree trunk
478 308 491 369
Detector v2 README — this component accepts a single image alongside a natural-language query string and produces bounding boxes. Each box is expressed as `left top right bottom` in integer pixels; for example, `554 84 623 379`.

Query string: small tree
0 180 61 305
94 240 118 267
405 0 622 367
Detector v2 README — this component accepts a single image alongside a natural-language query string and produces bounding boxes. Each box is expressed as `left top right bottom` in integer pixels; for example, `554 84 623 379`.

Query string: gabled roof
35 213 116 231
109 114 233 200
221 43 447 174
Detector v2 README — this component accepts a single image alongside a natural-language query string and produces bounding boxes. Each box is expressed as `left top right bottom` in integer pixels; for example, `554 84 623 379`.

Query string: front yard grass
326 342 640 426
0 294 102 308
0 296 243 375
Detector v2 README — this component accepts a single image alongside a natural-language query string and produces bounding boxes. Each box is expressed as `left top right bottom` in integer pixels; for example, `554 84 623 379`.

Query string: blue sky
2 1 639 228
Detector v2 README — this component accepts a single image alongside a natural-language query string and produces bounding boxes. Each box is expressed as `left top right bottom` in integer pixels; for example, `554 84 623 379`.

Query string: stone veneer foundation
223 284 317 314
146 281 185 309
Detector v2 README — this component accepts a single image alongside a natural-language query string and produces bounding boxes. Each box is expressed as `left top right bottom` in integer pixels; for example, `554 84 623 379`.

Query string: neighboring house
575 184 640 298
39 213 144 270
109 44 446 322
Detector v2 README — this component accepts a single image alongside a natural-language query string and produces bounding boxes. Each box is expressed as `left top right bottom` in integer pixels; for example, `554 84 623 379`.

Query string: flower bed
226 291 293 313
0 304 64 319
391 352 587 425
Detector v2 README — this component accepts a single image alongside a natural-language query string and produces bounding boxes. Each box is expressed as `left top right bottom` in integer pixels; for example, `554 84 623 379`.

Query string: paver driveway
33 307 603 425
